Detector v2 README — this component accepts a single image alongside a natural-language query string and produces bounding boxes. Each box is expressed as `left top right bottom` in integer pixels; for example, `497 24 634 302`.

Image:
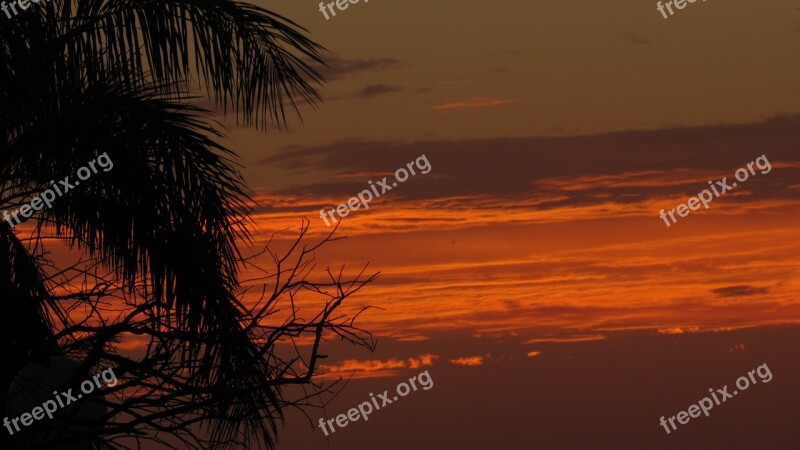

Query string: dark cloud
713 285 770 298
255 115 800 203
318 56 403 80
336 84 430 100
620 32 651 45
355 84 405 98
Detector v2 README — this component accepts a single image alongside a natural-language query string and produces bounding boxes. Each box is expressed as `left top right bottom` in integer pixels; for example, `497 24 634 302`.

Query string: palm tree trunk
0 225 59 431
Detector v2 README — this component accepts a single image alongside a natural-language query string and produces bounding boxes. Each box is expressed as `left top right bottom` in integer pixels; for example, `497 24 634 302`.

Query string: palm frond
6 82 249 333
45 0 325 128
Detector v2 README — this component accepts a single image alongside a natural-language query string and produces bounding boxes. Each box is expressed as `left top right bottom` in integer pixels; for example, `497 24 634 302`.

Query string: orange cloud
236 137 800 345
432 97 514 111
318 354 438 379
408 354 438 369
523 335 606 344
449 356 484 367
526 351 542 359
657 326 701 335
392 334 431 342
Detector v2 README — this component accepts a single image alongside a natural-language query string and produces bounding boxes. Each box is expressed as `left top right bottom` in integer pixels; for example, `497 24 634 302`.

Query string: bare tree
7 219 377 449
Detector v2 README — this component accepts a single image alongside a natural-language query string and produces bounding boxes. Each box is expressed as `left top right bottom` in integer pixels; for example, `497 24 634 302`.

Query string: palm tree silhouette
0 2 374 449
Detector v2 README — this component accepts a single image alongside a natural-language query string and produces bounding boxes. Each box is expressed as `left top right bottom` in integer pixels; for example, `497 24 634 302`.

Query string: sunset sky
212 0 799 448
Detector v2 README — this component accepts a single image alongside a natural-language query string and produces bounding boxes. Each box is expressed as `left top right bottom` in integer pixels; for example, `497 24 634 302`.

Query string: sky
236 0 800 191
198 0 800 449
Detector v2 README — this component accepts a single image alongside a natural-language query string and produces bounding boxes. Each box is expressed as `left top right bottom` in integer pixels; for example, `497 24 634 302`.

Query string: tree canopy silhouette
1 1 375 448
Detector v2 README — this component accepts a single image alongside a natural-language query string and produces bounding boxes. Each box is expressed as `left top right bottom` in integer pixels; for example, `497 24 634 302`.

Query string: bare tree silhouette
10 222 376 449
0 1 375 448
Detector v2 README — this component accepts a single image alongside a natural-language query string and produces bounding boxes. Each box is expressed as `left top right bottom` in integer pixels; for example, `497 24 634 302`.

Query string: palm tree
0 1 371 448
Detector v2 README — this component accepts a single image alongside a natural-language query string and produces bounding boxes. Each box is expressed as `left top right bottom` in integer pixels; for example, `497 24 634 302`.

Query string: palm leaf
42 0 324 128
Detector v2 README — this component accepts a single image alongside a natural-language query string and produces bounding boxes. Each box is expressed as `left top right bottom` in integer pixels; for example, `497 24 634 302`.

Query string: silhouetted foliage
14 223 376 449
0 1 374 448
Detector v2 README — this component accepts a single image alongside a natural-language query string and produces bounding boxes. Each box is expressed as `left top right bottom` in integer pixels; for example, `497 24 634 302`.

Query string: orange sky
221 2 800 375
242 118 800 354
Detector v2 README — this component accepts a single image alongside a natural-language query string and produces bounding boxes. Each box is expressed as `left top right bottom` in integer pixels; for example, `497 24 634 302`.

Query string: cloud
729 343 746 353
392 334 431 342
449 356 484 366
255 115 800 206
712 285 770 298
523 335 606 344
318 353 438 379
620 33 650 45
657 326 701 335
354 84 405 98
319 56 403 80
432 97 515 111
408 354 437 369
526 351 541 358
337 84 431 100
